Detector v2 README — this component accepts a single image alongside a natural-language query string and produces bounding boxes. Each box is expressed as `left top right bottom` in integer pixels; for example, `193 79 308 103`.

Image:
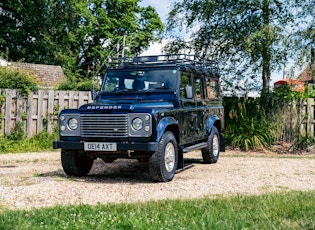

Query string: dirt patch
0 150 314 210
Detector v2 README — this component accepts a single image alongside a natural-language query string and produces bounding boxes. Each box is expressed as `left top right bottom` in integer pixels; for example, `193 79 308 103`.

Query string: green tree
0 0 86 67
79 0 163 78
0 0 163 81
166 0 314 96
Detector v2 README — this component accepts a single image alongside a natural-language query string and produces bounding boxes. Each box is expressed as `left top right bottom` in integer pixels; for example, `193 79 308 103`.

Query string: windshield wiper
115 88 131 94
154 86 170 90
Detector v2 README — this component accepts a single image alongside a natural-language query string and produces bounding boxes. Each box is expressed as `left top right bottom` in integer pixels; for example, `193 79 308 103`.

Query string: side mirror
91 89 97 101
185 86 193 99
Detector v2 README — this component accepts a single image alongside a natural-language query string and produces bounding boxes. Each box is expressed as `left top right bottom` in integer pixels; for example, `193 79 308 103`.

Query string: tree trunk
262 61 271 94
261 0 271 96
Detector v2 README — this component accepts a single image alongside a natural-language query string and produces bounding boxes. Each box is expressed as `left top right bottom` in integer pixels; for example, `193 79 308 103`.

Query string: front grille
81 114 128 138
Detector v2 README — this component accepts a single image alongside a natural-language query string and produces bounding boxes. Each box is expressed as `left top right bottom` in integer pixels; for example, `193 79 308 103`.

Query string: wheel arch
206 115 225 152
206 115 222 135
156 117 181 169
156 117 179 143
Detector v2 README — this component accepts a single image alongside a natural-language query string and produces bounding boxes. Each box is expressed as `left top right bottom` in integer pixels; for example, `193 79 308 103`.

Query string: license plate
84 142 117 151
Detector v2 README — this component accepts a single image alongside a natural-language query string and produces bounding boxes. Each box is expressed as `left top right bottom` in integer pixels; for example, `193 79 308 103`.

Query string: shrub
273 84 303 99
0 67 38 95
289 134 315 151
6 121 25 141
224 98 277 151
0 128 58 153
223 92 315 152
57 78 99 91
305 84 315 98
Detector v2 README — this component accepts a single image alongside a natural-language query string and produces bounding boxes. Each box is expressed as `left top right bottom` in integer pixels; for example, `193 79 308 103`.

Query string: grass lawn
0 190 314 229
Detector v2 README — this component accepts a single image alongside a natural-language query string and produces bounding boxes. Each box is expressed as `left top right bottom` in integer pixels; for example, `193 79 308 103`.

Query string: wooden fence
0 89 93 137
1 89 315 139
287 98 315 138
224 97 315 142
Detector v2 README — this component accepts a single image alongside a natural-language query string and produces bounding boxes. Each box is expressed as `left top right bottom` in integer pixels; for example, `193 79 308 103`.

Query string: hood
80 100 174 112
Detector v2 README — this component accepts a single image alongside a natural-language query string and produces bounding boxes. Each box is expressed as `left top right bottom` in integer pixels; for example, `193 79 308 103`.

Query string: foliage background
223 88 315 151
0 0 163 85
166 0 315 96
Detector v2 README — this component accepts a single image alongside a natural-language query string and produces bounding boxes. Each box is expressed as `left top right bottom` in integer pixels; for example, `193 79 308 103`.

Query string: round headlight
68 118 78 130
132 118 143 131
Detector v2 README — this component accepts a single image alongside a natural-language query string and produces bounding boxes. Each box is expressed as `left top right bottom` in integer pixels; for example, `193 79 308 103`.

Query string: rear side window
206 78 220 98
193 76 204 100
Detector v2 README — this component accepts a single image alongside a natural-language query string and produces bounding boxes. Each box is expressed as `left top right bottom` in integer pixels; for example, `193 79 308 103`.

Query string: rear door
192 73 207 140
178 71 197 144
178 71 207 144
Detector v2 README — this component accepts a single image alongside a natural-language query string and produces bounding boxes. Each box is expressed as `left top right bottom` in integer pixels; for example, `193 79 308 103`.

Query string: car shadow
87 159 152 183
39 157 202 183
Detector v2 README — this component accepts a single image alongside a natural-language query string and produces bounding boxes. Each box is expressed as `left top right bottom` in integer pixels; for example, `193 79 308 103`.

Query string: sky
139 0 171 22
139 0 173 55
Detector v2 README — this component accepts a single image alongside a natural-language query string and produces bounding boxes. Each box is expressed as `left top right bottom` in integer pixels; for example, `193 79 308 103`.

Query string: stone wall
10 62 65 88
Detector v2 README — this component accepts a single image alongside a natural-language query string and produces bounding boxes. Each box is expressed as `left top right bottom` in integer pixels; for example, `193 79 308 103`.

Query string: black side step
182 142 207 153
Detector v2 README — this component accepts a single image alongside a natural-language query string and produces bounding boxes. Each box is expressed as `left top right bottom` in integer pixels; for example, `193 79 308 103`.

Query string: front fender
206 115 220 135
156 117 178 142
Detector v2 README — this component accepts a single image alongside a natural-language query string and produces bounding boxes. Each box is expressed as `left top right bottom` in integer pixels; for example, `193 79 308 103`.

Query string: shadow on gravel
87 159 152 183
0 165 17 168
38 157 202 183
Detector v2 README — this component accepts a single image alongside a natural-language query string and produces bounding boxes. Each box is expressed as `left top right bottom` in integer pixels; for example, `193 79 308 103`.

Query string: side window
180 72 192 99
206 78 220 98
194 75 204 100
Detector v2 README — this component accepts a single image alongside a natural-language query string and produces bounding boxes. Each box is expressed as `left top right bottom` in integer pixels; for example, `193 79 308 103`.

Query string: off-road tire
202 126 220 164
61 149 94 176
149 131 178 182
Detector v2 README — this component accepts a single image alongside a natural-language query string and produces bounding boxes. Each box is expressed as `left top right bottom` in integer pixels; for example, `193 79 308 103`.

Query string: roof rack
108 54 219 76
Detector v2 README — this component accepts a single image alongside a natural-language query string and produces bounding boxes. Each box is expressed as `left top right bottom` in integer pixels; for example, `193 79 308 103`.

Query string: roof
297 66 314 83
274 79 305 92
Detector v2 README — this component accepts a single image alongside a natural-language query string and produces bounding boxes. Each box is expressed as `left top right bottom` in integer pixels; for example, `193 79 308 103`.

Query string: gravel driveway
0 150 314 210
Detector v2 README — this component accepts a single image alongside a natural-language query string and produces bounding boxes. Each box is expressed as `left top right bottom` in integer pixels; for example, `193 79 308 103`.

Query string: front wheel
149 131 178 182
202 126 220 164
61 149 94 176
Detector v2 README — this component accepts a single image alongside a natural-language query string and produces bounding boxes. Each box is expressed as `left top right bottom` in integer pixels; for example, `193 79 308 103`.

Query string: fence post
4 89 12 135
307 98 314 137
26 92 34 138
37 90 44 134
58 91 65 113
16 91 23 124
78 91 85 106
291 99 297 139
47 90 55 133
0 89 3 135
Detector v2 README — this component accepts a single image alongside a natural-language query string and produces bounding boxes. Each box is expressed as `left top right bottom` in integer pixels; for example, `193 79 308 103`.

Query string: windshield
101 68 177 93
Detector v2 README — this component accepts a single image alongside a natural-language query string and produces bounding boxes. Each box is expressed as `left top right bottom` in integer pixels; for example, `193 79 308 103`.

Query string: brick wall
10 62 65 88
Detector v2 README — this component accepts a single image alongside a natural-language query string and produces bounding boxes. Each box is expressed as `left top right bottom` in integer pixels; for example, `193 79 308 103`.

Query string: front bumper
53 140 158 152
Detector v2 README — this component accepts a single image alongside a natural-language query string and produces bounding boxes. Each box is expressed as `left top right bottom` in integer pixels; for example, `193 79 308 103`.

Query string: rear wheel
149 131 178 182
202 126 220 164
61 149 94 176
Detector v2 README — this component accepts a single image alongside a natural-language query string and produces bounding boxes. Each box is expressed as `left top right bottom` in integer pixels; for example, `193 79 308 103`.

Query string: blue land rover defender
53 54 225 182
